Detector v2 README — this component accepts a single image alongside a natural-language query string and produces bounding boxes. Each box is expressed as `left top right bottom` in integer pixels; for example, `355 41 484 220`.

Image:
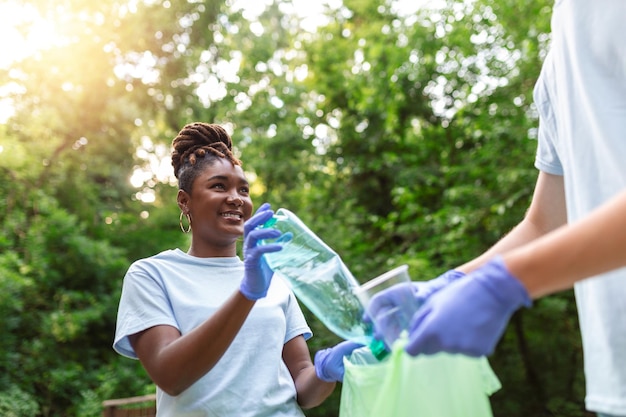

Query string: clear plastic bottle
262 208 387 359
348 345 382 365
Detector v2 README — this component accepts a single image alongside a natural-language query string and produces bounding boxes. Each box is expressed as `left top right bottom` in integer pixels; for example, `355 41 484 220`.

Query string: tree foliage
0 0 589 416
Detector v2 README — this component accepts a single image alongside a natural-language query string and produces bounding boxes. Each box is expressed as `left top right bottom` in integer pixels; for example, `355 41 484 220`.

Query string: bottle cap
369 339 389 361
262 216 277 228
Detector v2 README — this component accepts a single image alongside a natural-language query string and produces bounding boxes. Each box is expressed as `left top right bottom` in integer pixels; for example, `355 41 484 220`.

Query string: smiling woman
112 121 360 416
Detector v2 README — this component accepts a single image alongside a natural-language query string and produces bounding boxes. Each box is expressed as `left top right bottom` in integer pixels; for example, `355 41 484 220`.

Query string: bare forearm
505 190 626 298
136 291 255 395
293 368 335 409
457 220 545 274
458 172 567 275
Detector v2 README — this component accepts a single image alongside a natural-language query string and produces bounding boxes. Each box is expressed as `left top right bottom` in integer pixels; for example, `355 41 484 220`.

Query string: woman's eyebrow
206 175 249 185
206 175 228 181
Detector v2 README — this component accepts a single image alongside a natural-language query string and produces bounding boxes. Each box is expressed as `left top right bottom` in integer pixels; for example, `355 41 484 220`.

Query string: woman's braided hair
171 123 242 193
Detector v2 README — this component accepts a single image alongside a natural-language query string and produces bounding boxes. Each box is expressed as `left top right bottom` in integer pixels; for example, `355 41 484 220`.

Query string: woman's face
181 158 253 248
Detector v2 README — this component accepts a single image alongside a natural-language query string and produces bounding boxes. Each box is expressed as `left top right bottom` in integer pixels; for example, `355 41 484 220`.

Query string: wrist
479 256 532 309
314 350 334 382
238 287 259 302
239 281 266 301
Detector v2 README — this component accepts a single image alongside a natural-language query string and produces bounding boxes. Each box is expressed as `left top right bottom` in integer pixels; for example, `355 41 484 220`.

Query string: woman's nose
227 195 244 207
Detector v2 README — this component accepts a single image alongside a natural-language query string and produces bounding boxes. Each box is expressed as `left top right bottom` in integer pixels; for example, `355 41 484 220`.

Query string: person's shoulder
150 248 185 261
129 248 184 269
123 249 186 287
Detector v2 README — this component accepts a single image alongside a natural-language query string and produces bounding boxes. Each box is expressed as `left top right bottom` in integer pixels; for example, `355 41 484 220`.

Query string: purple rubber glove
413 269 466 302
405 256 532 357
364 269 466 340
314 341 363 382
240 203 283 300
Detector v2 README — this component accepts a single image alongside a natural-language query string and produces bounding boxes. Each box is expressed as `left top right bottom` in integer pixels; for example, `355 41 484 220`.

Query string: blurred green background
0 0 590 415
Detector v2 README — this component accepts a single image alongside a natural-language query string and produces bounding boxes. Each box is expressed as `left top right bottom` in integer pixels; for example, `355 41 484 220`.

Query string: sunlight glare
0 2 63 69
0 1 66 123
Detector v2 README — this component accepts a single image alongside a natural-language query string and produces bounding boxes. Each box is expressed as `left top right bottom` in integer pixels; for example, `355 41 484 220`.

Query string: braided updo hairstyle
171 123 242 193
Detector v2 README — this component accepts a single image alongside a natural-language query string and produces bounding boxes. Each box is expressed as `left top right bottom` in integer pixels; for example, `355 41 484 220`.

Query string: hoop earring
179 212 191 233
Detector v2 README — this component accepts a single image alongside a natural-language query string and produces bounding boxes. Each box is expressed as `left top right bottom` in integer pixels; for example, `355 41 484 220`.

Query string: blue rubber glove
405 256 532 357
314 341 363 382
364 269 466 340
240 203 283 301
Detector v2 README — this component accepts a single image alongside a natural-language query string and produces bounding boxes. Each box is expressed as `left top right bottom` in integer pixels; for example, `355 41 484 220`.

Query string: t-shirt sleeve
113 262 179 359
533 55 564 176
284 290 312 343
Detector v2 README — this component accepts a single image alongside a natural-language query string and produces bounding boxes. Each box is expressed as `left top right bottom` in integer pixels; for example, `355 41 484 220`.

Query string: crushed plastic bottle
262 208 387 359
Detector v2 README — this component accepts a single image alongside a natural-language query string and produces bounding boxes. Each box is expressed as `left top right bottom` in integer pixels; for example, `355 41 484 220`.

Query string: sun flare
0 1 62 69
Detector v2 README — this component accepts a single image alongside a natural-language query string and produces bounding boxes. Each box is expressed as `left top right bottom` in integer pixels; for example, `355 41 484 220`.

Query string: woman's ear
177 189 190 212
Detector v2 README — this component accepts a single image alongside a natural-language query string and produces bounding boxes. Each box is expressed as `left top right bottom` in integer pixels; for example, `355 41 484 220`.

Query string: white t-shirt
113 249 312 417
533 0 626 414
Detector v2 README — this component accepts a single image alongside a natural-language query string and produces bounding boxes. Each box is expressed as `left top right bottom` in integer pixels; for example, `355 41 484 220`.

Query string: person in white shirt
114 122 360 416
366 2 626 416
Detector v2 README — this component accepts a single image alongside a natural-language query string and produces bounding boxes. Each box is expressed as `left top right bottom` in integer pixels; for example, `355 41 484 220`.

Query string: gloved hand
364 269 466 341
240 203 283 301
314 341 363 383
405 256 532 357
413 269 466 303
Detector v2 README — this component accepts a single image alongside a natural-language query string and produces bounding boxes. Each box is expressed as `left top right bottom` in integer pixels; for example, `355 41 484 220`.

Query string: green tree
0 0 589 415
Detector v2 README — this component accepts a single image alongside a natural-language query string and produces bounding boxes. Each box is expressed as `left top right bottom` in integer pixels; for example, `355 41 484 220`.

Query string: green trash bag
339 337 501 417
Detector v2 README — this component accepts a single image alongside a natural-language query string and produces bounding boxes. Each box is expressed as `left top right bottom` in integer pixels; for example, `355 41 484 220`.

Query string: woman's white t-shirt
114 249 312 417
